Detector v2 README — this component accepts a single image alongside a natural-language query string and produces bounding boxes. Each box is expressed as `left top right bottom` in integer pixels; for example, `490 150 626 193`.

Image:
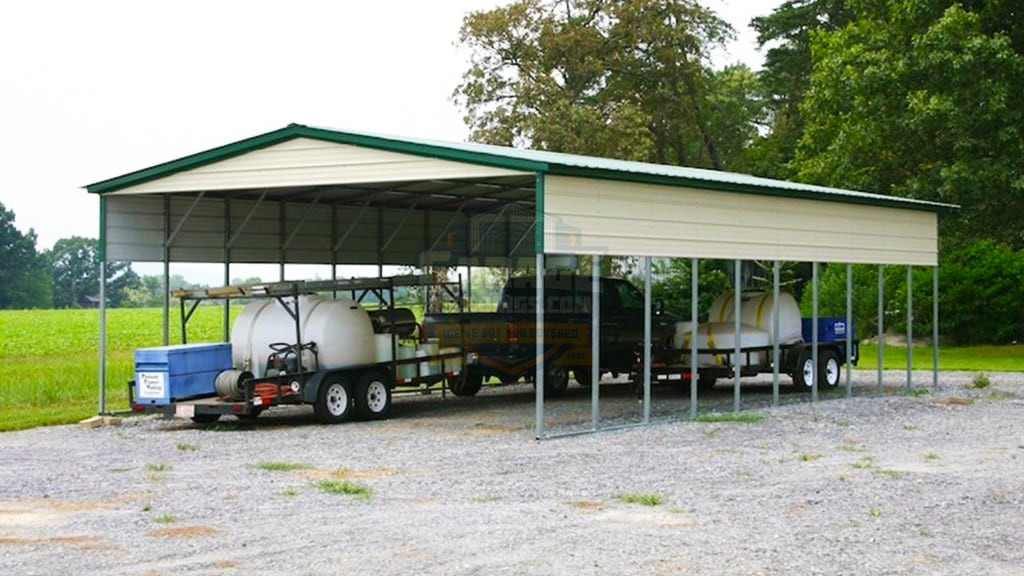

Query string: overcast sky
1 0 780 265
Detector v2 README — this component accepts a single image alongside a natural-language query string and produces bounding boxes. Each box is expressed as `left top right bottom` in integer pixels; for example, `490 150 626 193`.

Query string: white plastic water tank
704 291 803 346
231 295 375 377
676 321 772 367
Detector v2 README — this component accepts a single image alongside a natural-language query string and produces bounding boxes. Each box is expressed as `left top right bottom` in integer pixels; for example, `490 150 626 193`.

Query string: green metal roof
86 123 957 213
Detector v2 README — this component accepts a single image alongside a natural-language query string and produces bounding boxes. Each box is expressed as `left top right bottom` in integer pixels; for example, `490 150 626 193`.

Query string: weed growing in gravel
876 469 903 479
153 514 179 524
693 412 768 424
317 479 372 499
924 452 941 461
141 503 151 512
255 461 310 472
702 427 720 438
619 493 663 507
851 456 875 469
145 463 171 472
281 489 300 497
970 373 991 389
176 443 198 452
868 506 882 518
837 441 863 453
798 453 822 462
109 466 135 473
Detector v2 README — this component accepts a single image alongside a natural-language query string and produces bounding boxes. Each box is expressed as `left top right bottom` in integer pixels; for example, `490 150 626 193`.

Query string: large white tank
231 295 375 377
703 291 803 346
675 322 772 367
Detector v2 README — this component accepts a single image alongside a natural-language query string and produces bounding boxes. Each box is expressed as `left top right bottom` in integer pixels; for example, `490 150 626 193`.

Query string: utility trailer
673 291 858 392
129 276 468 424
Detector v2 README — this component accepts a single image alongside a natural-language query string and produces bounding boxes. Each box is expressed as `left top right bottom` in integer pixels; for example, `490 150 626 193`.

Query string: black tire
697 377 717 392
314 375 353 424
574 368 593 388
792 349 815 390
499 373 520 385
449 365 483 397
820 350 841 389
354 370 392 421
543 366 569 398
190 413 220 424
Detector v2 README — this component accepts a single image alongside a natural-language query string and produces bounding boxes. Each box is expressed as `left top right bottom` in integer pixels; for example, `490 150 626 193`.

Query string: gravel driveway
2 370 1022 575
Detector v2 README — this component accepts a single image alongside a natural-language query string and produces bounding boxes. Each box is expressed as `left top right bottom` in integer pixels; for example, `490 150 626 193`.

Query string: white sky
0 0 780 282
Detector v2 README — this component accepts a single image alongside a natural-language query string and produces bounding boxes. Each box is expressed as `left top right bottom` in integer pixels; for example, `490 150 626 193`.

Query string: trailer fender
301 372 330 404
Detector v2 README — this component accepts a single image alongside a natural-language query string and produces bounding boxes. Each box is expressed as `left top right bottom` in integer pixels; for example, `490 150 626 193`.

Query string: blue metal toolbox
134 343 232 404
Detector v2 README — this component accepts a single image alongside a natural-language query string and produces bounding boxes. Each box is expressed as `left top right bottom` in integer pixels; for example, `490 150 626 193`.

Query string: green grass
316 479 372 499
255 461 310 472
153 514 179 524
693 411 768 424
619 493 664 506
854 344 1024 372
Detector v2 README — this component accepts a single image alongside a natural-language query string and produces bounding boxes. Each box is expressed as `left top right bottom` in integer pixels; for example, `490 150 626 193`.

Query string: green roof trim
85 123 957 215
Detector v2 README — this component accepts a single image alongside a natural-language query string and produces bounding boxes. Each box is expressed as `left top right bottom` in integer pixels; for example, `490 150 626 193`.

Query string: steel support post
877 265 884 395
772 260 780 406
846 264 853 397
733 259 742 412
690 258 699 419
907 266 913 390
591 255 600 431
98 260 107 415
933 266 939 389
643 257 652 424
812 261 819 403
534 253 545 439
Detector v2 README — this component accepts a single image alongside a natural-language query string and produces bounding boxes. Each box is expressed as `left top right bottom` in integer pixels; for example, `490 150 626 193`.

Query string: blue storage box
801 317 853 343
134 343 232 404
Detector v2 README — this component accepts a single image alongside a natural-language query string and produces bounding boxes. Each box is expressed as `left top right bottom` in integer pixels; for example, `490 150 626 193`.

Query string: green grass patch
176 443 198 452
798 453 822 462
969 373 991 389
854 344 1024 372
255 461 310 472
145 462 171 472
316 479 372 499
693 411 768 424
153 514 179 524
619 493 663 507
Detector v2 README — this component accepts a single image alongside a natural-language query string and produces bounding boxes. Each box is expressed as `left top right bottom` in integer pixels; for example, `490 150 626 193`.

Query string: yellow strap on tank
717 292 731 323
707 321 723 365
755 293 768 330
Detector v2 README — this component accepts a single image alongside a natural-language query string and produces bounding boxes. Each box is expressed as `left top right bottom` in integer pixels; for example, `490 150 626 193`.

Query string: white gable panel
544 175 938 266
109 138 530 194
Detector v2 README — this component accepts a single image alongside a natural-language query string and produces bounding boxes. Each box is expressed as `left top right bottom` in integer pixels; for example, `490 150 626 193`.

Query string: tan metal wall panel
110 138 529 194
543 175 938 266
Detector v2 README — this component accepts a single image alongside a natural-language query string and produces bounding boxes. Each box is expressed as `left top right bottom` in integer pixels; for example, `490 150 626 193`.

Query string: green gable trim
86 124 547 195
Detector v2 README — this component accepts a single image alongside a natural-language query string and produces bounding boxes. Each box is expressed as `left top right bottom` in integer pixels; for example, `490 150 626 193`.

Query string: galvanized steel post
591 255 600 430
907 266 913 390
933 266 939 389
772 260 780 406
812 261 819 403
846 264 853 397
643 257 652 424
535 253 545 439
877 265 884 395
689 258 699 419
733 259 742 412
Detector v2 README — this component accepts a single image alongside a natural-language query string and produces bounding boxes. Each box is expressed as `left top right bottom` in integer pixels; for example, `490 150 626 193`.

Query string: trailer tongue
130 275 468 424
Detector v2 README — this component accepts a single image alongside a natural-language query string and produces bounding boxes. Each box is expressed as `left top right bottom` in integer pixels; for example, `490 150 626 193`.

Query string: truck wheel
574 368 592 388
450 365 483 397
543 366 569 398
821 350 841 389
314 376 353 424
355 370 392 420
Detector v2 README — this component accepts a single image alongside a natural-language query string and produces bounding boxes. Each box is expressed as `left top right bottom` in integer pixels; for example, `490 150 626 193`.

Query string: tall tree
793 2 1024 247
0 202 51 309
454 0 759 169
47 236 139 308
747 0 853 179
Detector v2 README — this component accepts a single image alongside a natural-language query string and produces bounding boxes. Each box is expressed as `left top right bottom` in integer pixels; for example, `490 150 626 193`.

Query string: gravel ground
2 370 1022 576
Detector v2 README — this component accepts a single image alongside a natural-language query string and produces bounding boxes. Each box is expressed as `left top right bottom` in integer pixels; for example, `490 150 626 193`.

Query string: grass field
1 307 1020 431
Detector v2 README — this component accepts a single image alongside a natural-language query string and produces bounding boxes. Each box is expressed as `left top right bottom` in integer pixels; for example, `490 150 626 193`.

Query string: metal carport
87 123 956 437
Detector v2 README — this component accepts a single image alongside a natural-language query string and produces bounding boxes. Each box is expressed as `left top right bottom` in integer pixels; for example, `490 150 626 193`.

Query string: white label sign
137 372 167 399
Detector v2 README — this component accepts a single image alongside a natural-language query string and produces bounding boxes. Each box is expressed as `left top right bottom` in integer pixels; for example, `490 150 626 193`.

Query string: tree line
454 0 1024 345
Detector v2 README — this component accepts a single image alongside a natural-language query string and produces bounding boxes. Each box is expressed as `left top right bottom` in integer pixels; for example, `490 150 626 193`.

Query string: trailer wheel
355 370 391 420
314 376 353 424
821 350 841 389
543 366 569 398
449 365 483 397
793 350 813 389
